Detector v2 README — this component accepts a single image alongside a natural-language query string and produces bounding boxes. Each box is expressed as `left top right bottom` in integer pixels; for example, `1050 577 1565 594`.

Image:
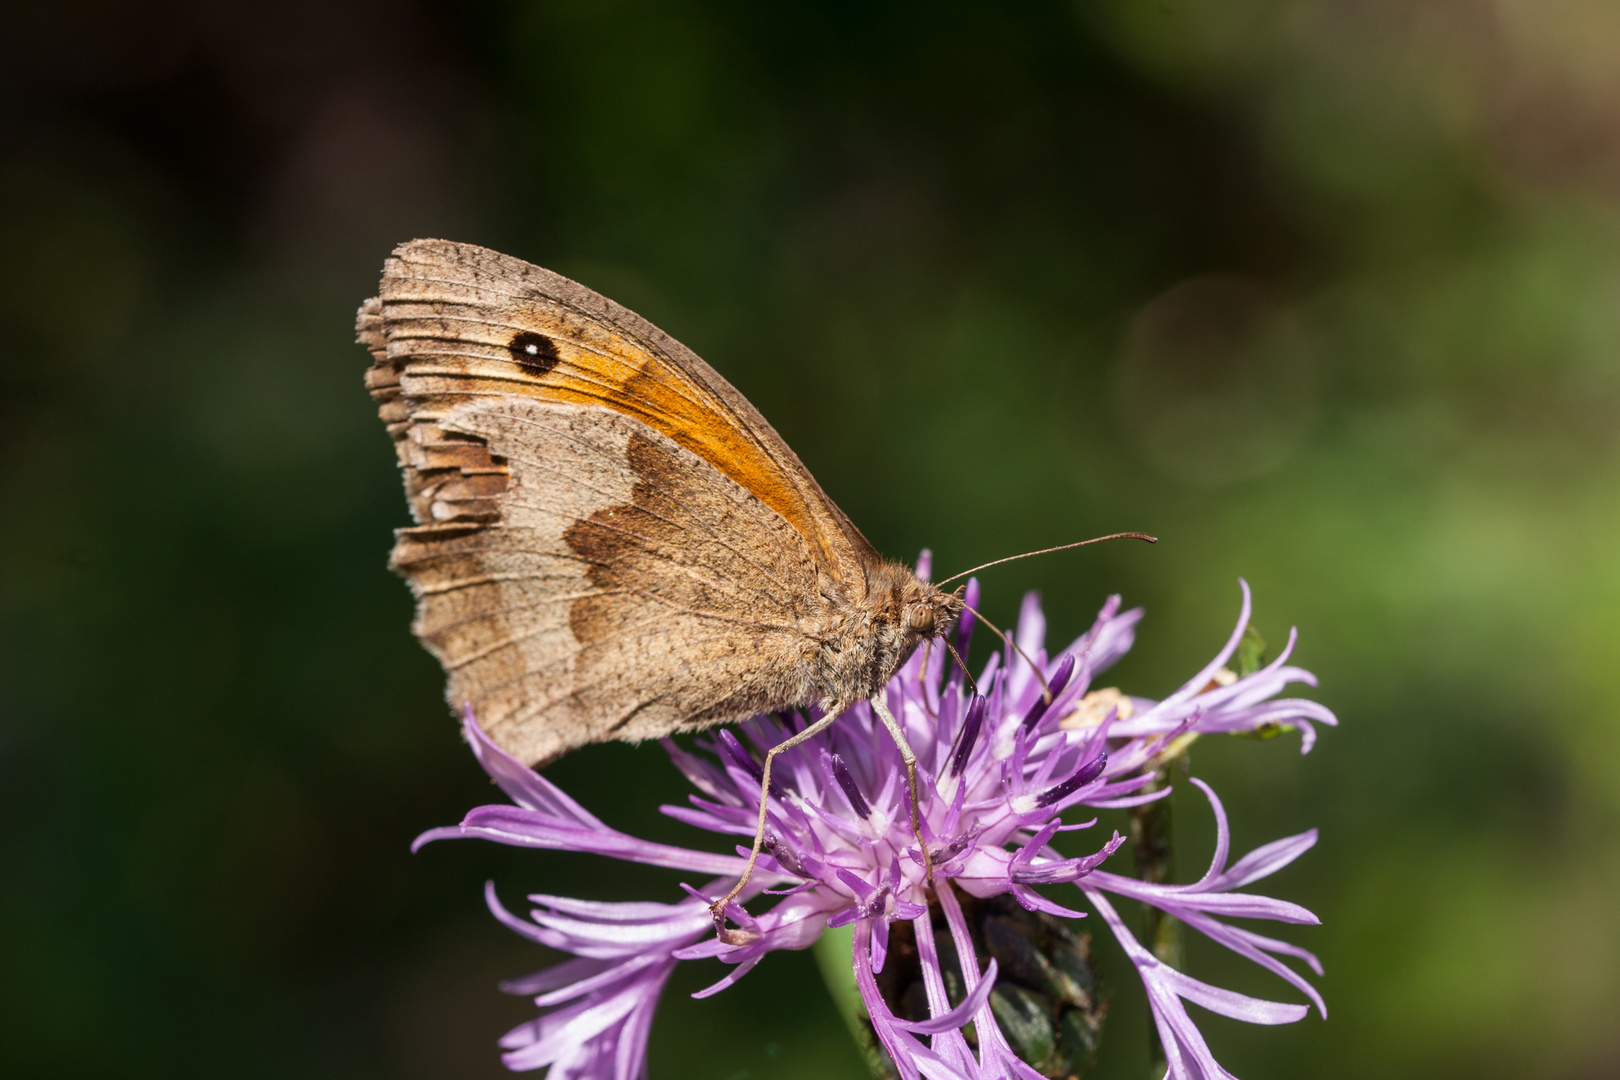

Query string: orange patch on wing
390 300 846 580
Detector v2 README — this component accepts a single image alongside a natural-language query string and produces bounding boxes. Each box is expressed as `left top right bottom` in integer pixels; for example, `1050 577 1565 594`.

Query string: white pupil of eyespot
526 344 539 354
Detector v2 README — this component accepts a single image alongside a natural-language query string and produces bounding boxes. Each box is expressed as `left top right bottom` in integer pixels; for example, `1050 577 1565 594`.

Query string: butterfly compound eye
907 605 935 634
509 331 561 375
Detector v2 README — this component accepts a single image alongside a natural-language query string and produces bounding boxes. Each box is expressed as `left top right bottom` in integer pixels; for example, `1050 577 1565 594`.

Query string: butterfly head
902 579 965 641
866 561 965 647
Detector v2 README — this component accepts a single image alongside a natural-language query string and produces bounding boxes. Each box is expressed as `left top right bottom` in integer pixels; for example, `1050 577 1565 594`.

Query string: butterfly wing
358 240 876 764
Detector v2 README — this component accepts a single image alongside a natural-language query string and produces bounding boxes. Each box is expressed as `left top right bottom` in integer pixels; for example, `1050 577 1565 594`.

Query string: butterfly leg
868 697 935 892
710 710 841 944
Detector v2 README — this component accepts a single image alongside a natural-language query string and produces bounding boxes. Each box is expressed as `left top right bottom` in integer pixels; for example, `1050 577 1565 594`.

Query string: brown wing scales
374 240 876 587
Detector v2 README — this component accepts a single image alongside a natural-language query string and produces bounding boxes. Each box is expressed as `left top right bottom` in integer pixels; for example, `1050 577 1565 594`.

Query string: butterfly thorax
810 561 964 713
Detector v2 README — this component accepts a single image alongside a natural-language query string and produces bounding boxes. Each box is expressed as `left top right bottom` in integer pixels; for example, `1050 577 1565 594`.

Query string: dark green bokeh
4 1 1619 1077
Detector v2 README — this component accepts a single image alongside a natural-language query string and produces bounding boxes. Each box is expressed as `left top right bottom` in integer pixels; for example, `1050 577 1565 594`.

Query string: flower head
418 571 1335 1079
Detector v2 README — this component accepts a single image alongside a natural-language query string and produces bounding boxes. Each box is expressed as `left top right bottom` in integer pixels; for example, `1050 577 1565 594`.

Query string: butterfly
357 239 967 937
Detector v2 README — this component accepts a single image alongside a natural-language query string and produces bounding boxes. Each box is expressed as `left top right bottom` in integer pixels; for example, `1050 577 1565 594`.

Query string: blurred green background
4 1 1619 1077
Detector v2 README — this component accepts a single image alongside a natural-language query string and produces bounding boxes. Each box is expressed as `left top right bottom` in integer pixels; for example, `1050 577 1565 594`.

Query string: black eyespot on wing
509 331 561 374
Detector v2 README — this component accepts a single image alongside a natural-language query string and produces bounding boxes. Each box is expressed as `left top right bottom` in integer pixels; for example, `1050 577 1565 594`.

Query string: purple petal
1177 908 1327 1018
1207 829 1319 892
1083 601 1143 674
952 579 980 672
826 906 860 929
533 954 664 1007
1011 884 1090 918
892 958 1000 1034
1010 591 1047 699
936 886 1047 1080
1021 654 1076 731
461 708 607 825
831 753 873 819
850 921 936 1080
909 913 981 1077
659 738 732 800
872 916 891 974
1085 888 1311 1080
690 955 762 999
499 955 614 996
836 867 880 905
947 695 987 778
525 893 707 922
1187 778 1232 887
1090 871 1321 924
1159 964 1310 1025
500 971 659 1070
486 882 551 945
1083 785 1171 810
1163 580 1252 709
423 805 749 876
1032 750 1108 808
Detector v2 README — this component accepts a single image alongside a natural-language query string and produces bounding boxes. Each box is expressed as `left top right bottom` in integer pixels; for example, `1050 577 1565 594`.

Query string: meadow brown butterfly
357 240 1148 936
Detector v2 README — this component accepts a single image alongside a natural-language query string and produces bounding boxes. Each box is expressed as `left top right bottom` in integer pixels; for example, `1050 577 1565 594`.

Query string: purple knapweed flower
417 567 1336 1080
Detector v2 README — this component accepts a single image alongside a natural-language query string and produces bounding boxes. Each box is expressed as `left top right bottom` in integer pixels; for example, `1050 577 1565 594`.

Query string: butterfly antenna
935 532 1157 588
943 639 979 697
961 602 1052 703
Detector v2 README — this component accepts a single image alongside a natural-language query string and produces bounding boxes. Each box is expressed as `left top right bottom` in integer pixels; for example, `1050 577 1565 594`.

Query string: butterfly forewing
374 241 875 582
